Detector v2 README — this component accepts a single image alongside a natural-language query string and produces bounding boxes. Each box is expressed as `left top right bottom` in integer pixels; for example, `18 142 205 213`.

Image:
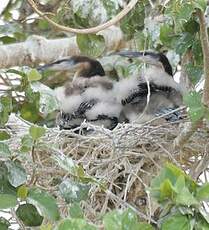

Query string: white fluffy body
82 86 114 103
54 86 83 113
54 76 123 127
85 102 122 120
143 66 186 94
113 75 139 103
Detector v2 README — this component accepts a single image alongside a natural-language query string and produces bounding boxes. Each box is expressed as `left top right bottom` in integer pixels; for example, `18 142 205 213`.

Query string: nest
5 113 209 225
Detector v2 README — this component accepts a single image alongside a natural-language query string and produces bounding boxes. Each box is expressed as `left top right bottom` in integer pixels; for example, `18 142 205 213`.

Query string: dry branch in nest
5 113 209 225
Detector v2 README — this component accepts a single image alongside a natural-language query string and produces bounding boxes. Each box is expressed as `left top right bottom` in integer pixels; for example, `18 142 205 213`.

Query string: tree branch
174 9 209 148
197 10 209 107
174 121 203 149
26 0 138 34
0 26 125 68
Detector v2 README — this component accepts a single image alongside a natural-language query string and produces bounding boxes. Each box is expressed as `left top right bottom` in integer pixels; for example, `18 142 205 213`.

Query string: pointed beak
112 51 161 66
37 58 76 72
112 51 145 58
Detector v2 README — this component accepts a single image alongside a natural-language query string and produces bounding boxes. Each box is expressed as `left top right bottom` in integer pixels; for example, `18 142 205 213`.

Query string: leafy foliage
77 34 105 57
103 209 154 230
0 0 209 229
16 203 44 226
149 163 209 229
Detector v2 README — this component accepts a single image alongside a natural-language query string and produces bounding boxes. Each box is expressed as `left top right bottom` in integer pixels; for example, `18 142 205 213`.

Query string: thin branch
197 9 209 106
190 151 209 180
27 0 138 34
174 8 209 148
174 120 202 149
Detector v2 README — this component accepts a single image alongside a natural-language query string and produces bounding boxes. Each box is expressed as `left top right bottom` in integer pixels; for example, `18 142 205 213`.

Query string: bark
198 10 209 107
0 26 125 68
174 10 209 148
179 50 194 91
173 121 203 149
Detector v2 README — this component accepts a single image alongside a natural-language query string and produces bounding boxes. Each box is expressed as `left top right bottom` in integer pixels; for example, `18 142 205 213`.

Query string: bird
38 55 122 130
112 51 186 123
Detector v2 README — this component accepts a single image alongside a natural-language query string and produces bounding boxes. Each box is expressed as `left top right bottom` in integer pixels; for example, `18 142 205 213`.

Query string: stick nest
6 114 209 224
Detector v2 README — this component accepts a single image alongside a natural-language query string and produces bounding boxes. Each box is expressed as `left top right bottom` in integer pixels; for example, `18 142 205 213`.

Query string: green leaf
0 142 11 157
183 19 199 35
185 64 203 85
176 33 194 55
175 187 198 206
5 160 27 187
17 185 28 200
69 202 84 219
25 85 40 104
6 69 26 78
2 97 13 113
29 125 46 140
0 217 10 230
159 179 174 201
196 183 209 201
199 207 209 225
174 175 185 193
102 0 121 18
183 91 205 122
137 223 153 230
27 188 60 221
77 34 105 57
103 209 142 230
134 32 146 50
0 131 10 141
59 179 90 203
27 69 42 82
16 203 43 227
0 96 12 126
160 24 176 48
56 218 96 230
20 102 41 123
175 3 194 25
193 0 207 11
52 154 76 173
166 163 196 190
30 82 59 115
20 134 33 153
0 35 16 44
192 40 203 65
150 163 196 201
38 19 50 30
0 194 17 209
120 2 145 39
161 213 190 230
195 216 209 230
0 162 17 195
40 224 53 230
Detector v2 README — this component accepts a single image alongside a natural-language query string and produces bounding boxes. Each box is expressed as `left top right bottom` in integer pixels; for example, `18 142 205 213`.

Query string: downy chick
113 51 186 123
38 56 121 130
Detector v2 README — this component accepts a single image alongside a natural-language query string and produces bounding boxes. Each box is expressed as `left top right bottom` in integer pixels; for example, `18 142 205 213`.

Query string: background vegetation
0 0 209 229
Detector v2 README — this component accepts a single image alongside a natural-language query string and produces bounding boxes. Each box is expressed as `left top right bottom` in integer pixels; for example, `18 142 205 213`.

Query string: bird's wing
74 99 98 116
122 82 156 105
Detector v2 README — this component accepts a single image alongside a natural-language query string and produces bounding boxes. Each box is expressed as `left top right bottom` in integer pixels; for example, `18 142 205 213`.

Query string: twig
27 0 138 34
190 144 209 180
174 120 202 149
106 189 157 224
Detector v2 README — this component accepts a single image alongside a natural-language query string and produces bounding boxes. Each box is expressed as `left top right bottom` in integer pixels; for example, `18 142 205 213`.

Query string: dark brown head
37 55 105 78
112 51 173 76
